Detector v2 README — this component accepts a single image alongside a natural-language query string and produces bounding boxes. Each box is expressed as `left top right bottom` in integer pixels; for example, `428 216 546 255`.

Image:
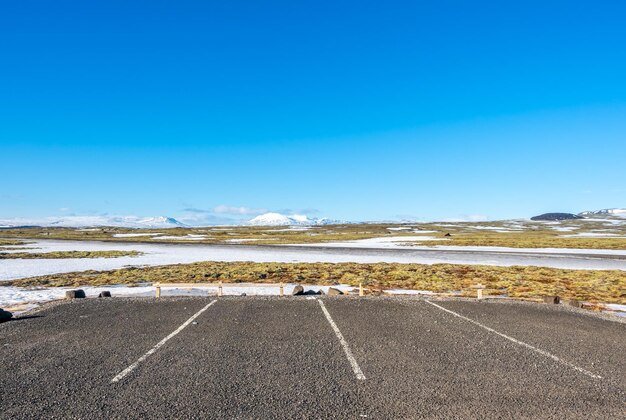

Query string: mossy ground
1 218 625 249
0 239 26 246
0 250 142 259
6 261 625 303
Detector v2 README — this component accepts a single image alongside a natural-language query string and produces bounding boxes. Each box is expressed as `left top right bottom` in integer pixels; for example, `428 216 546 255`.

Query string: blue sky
1 1 625 224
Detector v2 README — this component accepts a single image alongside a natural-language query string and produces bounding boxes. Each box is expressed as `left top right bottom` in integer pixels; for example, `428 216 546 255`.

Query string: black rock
531 213 583 221
302 290 322 295
292 285 304 296
0 309 13 323
65 289 86 299
98 291 112 298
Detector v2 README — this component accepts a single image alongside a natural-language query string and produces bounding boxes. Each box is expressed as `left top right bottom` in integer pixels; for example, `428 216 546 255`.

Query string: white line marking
111 300 218 383
318 300 366 380
425 300 601 379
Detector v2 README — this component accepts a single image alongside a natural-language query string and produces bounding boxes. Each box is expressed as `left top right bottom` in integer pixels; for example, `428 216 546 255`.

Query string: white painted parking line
111 300 218 383
425 300 602 380
318 300 366 380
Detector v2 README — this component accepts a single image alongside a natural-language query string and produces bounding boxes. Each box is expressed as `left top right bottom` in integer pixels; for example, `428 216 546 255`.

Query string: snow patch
0 283 356 310
153 234 209 241
301 236 447 249
561 232 625 238
113 233 163 238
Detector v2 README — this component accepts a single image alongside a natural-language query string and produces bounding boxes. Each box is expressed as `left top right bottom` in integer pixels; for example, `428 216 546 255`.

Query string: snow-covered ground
385 289 436 295
298 239 626 255
2 238 625 312
153 234 210 240
605 303 626 315
466 226 524 232
303 235 448 248
2 239 626 285
561 232 626 238
113 233 162 238
0 283 356 312
551 226 578 232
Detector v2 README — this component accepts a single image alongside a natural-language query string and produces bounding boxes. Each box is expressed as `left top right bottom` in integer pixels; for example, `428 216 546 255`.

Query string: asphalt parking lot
1 297 624 419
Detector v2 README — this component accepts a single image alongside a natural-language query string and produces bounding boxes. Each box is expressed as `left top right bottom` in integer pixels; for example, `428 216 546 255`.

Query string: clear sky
1 1 625 224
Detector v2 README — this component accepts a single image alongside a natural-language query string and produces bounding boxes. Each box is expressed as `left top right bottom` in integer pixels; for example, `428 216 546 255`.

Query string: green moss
5 260 625 303
0 250 142 259
1 218 624 249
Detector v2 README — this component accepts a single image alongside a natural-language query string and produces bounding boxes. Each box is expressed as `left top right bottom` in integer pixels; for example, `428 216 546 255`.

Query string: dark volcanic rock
327 287 343 296
98 291 112 298
302 290 322 295
530 213 583 221
0 308 13 322
292 285 304 296
65 290 86 299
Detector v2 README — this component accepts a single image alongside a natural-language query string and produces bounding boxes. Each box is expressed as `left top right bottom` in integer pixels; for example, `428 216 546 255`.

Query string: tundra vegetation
0 250 142 259
0 239 33 250
6 261 625 304
1 218 626 249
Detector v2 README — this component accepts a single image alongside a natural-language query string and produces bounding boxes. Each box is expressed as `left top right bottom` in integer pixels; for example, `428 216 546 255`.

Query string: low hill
530 213 583 221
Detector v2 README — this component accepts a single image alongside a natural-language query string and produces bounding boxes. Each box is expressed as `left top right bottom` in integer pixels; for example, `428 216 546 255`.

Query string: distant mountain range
578 208 626 217
0 216 188 229
2 208 624 229
0 212 341 228
247 212 340 226
530 208 626 221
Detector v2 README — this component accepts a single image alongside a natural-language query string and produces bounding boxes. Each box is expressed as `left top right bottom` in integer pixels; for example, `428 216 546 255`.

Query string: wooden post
359 282 364 297
218 281 223 297
155 286 161 298
279 283 284 297
471 283 485 300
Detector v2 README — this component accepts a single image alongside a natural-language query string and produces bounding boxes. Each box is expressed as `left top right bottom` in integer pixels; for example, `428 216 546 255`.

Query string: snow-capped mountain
579 208 626 217
0 215 187 229
247 212 338 226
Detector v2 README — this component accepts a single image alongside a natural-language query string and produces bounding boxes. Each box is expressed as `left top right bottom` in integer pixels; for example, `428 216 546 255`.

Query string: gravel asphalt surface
1 297 624 419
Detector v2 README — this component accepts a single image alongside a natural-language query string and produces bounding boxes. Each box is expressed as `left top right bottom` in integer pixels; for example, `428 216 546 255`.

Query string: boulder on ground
327 287 343 296
543 296 560 304
567 299 583 308
98 291 111 298
0 309 13 323
65 289 86 299
292 285 304 296
302 289 322 295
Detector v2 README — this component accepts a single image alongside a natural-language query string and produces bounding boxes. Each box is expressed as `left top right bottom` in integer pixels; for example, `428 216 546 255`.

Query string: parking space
1 297 624 418
0 298 213 418
324 299 625 418
109 298 360 418
437 299 626 389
